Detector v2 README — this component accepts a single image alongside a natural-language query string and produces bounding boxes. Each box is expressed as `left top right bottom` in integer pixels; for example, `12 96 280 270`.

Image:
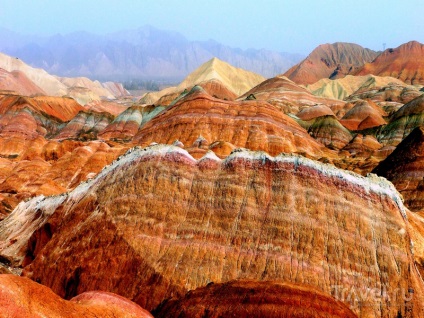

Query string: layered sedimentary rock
356 41 424 84
0 274 153 318
296 104 336 121
1 145 421 317
378 95 424 146
340 100 387 131
154 280 357 318
342 134 382 155
134 89 325 157
55 111 114 141
306 75 406 100
84 100 129 116
0 52 128 104
0 140 126 217
345 82 422 105
284 43 378 85
99 106 143 141
373 126 424 211
237 76 344 114
308 115 353 149
140 58 263 105
175 57 265 96
0 68 46 96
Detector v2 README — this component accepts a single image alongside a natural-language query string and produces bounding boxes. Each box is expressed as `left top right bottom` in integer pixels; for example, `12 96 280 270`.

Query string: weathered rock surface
55 111 114 141
140 58 263 105
99 106 143 141
134 89 325 157
307 75 406 101
308 115 353 149
356 41 424 84
284 43 378 85
378 94 424 146
238 76 344 114
176 57 265 96
1 145 421 317
154 280 357 318
0 68 46 96
340 100 387 131
0 274 153 318
373 126 424 211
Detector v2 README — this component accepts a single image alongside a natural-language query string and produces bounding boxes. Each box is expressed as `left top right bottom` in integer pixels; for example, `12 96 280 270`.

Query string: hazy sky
1 0 423 54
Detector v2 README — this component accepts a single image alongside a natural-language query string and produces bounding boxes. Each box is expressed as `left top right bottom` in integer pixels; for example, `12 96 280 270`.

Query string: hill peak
283 42 378 85
176 57 265 96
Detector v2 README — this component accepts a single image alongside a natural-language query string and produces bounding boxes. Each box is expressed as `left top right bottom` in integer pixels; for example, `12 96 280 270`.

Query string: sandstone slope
0 274 153 318
306 75 406 100
283 43 378 85
0 68 46 96
0 145 421 317
237 76 344 114
134 88 325 157
154 280 357 318
356 41 424 84
176 57 265 96
373 126 424 211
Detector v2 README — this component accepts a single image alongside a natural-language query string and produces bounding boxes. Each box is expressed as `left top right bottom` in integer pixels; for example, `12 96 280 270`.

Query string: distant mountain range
0 25 303 82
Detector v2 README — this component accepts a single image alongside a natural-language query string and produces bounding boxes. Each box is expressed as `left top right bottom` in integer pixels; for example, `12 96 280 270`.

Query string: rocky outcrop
284 43 378 85
340 100 387 131
0 140 126 216
154 280 357 318
378 95 424 146
373 126 424 211
238 76 344 114
134 89 325 157
356 41 424 84
0 145 420 317
308 115 353 149
0 274 153 318
306 75 406 101
55 111 114 141
99 106 143 141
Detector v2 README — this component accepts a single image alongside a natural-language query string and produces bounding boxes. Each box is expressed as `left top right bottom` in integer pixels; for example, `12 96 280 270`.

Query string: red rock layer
199 78 238 100
356 41 424 84
55 111 114 141
308 115 352 149
154 280 357 318
378 95 424 146
296 104 336 121
134 90 325 157
237 76 344 114
340 100 387 131
84 100 129 116
0 274 153 318
284 42 378 85
98 106 143 141
373 126 424 211
0 140 126 217
3 145 420 317
0 69 46 96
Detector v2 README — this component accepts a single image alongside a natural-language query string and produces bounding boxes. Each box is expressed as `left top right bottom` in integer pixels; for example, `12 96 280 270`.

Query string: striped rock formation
0 145 422 317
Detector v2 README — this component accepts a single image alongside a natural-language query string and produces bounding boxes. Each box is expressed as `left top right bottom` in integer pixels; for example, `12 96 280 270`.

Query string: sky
1 0 423 54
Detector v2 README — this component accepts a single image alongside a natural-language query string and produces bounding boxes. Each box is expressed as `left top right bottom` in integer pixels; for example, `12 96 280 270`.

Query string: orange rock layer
1 145 420 317
0 274 153 318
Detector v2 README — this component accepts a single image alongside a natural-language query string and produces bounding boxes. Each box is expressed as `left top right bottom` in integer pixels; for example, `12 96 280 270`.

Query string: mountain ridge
0 25 303 81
